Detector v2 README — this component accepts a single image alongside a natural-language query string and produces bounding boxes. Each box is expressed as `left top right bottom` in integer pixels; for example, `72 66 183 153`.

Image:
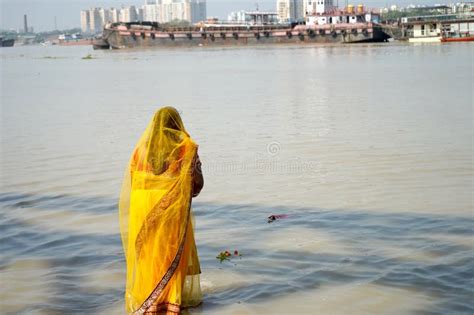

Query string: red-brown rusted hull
441 36 474 42
100 22 391 49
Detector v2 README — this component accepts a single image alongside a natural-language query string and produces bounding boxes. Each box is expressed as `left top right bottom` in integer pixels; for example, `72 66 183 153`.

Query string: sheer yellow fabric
119 107 202 314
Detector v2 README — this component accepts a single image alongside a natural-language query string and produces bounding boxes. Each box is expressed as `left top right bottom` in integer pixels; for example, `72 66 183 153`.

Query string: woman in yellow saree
119 107 203 314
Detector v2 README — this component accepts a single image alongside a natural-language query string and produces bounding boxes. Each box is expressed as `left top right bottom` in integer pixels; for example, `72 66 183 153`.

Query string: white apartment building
80 0 206 31
89 8 102 33
161 0 206 23
277 0 304 22
80 10 90 33
137 7 144 21
161 0 186 22
143 3 162 22
120 6 138 22
80 7 118 33
99 8 110 24
109 8 120 23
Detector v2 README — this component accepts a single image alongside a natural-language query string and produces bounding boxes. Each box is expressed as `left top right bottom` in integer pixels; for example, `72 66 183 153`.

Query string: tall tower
80 10 90 33
89 8 102 33
189 0 206 23
277 0 304 22
109 8 120 23
23 14 28 33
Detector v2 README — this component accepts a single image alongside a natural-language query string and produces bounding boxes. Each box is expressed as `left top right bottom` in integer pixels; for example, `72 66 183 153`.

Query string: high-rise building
80 0 205 29
277 0 304 22
189 0 206 23
161 0 206 23
109 8 120 23
80 10 90 32
120 6 138 22
119 8 126 22
161 0 184 22
136 7 144 22
143 4 162 22
89 8 103 33
99 8 111 24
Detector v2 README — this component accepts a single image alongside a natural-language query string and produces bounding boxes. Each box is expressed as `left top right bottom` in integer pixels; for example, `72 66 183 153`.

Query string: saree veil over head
119 107 202 314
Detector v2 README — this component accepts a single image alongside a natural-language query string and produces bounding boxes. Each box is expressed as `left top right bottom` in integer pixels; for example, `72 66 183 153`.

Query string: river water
1 42 473 314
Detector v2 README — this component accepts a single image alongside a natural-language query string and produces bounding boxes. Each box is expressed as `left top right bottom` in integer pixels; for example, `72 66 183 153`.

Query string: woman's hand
192 153 204 198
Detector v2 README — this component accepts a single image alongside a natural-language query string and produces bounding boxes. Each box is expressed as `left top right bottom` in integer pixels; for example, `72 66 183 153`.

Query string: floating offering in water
216 250 242 263
267 214 288 223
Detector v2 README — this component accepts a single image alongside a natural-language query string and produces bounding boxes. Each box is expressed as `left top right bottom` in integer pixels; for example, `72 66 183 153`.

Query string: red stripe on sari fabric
144 302 180 314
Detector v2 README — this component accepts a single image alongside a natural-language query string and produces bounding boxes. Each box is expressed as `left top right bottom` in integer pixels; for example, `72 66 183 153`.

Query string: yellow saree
119 107 202 314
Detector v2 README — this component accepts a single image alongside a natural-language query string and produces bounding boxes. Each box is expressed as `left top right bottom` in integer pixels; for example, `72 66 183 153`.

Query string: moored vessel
398 11 474 43
0 37 15 47
57 33 94 46
98 4 390 49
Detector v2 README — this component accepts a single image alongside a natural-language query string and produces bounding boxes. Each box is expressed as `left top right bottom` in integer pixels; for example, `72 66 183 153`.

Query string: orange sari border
144 302 180 314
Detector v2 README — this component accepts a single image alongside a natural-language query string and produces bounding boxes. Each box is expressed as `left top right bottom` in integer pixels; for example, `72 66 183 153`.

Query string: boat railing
111 24 293 33
306 8 380 16
295 22 373 31
403 13 474 23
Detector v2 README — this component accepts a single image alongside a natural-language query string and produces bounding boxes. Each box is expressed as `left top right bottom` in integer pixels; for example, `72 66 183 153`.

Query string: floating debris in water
267 214 288 223
216 250 242 263
82 54 94 60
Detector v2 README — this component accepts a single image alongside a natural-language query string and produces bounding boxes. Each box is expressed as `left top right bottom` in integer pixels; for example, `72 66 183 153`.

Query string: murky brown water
1 42 473 314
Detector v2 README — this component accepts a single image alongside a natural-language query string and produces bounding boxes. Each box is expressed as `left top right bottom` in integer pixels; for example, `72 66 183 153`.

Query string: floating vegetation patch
82 54 95 60
216 250 242 263
43 56 63 59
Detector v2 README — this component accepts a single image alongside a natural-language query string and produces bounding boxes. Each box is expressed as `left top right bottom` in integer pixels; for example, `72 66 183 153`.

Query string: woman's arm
192 153 204 198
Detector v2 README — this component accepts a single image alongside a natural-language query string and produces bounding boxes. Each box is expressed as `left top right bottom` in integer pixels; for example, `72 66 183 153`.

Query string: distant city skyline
80 1 206 33
1 0 444 32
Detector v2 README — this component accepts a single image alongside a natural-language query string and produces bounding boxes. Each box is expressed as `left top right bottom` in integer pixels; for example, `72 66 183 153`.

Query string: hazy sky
1 0 441 32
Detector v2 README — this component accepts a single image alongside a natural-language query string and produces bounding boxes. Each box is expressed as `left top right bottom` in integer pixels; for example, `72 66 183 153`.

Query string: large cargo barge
95 6 390 49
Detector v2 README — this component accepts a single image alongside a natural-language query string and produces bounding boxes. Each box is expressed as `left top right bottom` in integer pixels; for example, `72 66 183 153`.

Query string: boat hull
102 25 390 49
58 39 93 46
408 36 441 43
441 36 474 42
1 39 15 47
92 38 111 50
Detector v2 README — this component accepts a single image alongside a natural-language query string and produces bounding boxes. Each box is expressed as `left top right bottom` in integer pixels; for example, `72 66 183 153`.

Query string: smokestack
24 14 28 33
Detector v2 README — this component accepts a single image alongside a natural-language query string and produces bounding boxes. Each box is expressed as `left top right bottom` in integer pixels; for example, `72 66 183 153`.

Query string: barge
94 6 390 49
